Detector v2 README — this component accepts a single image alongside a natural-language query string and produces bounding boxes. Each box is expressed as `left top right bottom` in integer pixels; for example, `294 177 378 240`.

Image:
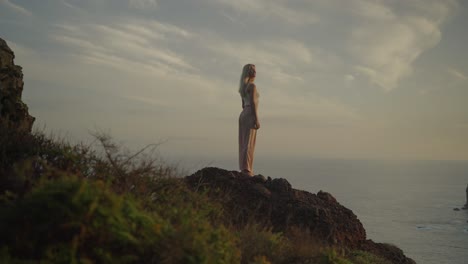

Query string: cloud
203 0 457 91
344 0 458 91
207 39 305 83
352 19 435 89
344 74 355 82
44 0 457 93
349 0 395 21
344 74 355 88
206 35 342 86
205 0 319 25
447 67 467 80
1 0 32 16
128 0 157 9
52 19 194 75
58 0 81 10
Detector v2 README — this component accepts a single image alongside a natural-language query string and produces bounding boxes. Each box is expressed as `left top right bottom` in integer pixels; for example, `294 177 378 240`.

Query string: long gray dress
239 84 259 176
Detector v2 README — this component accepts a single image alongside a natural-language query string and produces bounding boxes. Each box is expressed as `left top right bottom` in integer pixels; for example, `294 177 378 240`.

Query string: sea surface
178 157 468 264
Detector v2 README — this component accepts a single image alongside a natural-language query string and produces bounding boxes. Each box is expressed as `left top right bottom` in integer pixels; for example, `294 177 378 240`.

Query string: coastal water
178 157 468 264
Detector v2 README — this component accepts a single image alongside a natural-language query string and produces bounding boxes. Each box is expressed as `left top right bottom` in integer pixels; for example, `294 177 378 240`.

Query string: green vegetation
348 251 393 264
0 125 389 263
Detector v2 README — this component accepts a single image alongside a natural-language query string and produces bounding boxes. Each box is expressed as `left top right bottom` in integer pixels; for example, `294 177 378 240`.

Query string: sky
1 0 468 163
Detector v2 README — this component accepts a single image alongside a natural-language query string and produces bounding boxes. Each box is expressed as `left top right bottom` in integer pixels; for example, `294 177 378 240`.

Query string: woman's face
249 65 256 78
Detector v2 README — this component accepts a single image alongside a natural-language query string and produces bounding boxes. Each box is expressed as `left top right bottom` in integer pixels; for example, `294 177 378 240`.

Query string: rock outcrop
185 167 415 264
0 38 35 132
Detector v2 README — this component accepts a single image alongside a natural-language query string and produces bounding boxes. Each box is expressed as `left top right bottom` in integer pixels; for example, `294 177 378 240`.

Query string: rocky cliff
0 38 35 132
186 167 416 264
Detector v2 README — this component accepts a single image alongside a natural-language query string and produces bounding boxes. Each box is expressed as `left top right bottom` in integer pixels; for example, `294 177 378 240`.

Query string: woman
239 64 260 176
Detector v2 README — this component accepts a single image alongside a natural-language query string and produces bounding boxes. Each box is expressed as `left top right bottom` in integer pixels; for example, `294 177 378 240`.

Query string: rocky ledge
185 167 416 264
0 38 35 132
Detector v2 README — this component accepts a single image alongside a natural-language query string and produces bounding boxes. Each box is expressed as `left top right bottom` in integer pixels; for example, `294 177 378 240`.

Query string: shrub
321 249 353 264
348 250 392 264
0 176 164 263
237 224 291 264
0 125 98 195
147 178 240 264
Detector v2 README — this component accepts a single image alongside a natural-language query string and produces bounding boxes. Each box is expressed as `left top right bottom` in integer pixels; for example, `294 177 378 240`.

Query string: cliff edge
0 38 35 133
186 167 416 264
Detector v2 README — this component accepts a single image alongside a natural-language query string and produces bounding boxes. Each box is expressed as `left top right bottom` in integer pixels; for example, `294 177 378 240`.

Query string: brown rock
186 167 367 246
185 167 416 263
0 38 35 133
360 240 416 264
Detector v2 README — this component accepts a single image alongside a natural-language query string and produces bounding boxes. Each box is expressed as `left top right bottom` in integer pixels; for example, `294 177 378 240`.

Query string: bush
147 178 240 264
0 125 98 195
348 250 392 264
321 249 353 264
237 224 291 264
0 176 164 263
0 175 242 264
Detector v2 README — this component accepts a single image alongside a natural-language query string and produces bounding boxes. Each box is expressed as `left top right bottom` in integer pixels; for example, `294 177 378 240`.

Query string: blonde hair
239 64 255 97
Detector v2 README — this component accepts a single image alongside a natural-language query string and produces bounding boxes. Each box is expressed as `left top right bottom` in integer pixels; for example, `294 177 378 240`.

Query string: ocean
178 157 468 264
